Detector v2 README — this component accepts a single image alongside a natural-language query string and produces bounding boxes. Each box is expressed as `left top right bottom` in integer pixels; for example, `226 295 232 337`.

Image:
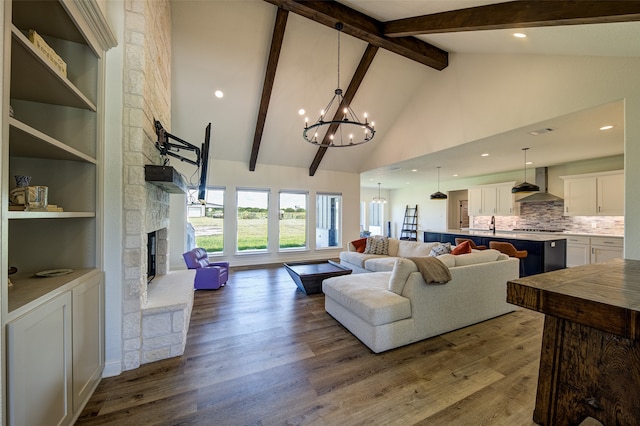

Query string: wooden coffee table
283 260 352 295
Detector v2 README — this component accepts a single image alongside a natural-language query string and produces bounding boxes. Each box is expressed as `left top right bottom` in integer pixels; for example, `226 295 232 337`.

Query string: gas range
513 228 565 233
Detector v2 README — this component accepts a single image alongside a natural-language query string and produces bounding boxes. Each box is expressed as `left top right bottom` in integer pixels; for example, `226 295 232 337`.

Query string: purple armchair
182 248 229 290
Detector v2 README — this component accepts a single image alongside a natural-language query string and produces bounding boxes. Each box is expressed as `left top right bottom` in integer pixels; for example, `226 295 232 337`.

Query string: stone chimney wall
121 0 172 371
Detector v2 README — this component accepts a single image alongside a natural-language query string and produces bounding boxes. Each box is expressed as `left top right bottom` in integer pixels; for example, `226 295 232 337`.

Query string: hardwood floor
77 265 544 425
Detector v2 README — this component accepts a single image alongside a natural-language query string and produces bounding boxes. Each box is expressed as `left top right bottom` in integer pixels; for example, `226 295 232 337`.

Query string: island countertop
434 229 568 242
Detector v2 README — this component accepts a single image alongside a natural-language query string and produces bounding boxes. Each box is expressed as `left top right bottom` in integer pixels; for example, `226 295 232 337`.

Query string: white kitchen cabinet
496 183 519 215
590 236 624 264
468 187 483 215
566 236 591 267
467 182 518 216
7 292 73 426
565 235 623 267
562 171 624 216
597 173 624 215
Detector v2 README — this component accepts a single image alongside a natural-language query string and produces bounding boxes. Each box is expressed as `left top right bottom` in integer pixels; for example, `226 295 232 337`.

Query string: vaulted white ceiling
170 1 639 189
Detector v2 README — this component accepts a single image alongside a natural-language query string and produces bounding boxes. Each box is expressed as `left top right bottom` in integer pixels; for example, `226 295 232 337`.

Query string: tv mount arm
154 119 201 167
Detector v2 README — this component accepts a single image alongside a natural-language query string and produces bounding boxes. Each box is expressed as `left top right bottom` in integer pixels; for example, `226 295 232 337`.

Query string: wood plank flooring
77 265 544 425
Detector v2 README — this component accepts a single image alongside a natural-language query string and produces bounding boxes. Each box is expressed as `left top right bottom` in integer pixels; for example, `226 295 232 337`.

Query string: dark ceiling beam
309 44 379 176
263 0 448 70
249 8 289 172
383 1 640 37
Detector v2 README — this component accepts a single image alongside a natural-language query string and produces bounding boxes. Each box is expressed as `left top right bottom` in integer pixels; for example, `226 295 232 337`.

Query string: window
187 187 224 253
279 192 307 250
237 189 269 252
316 193 341 248
369 202 384 236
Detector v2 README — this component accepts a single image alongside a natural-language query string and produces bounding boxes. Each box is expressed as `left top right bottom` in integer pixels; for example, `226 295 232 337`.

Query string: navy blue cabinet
423 232 566 277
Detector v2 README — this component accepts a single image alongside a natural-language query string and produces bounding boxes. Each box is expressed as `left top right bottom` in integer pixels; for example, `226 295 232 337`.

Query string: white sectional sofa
324 245 520 353
339 238 443 273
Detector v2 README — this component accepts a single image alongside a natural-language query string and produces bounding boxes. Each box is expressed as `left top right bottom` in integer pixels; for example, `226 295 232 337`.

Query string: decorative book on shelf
28 29 67 76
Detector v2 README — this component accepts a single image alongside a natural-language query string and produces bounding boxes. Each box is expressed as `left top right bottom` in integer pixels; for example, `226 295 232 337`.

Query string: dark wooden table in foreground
507 258 640 425
283 260 351 295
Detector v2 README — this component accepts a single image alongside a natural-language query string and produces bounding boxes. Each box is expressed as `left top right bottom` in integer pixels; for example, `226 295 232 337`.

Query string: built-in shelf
10 25 96 111
9 117 97 163
7 211 96 219
145 165 187 194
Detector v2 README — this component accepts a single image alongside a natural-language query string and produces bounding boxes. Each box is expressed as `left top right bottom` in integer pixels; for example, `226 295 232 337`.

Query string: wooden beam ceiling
250 8 289 171
383 1 640 37
309 44 379 176
262 0 448 71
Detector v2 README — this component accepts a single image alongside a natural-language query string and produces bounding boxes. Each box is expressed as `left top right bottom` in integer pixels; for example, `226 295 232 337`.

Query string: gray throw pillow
363 236 389 255
429 242 451 256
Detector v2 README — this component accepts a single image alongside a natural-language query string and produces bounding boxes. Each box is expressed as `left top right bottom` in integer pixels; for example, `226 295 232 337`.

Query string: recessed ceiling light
526 161 533 165
600 125 614 130
214 90 224 98
513 33 527 38
452 174 458 177
298 109 305 115
481 153 489 157
411 169 417 172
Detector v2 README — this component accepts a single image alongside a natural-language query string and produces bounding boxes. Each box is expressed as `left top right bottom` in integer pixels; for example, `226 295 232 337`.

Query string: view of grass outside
237 190 269 251
187 188 224 253
279 192 307 249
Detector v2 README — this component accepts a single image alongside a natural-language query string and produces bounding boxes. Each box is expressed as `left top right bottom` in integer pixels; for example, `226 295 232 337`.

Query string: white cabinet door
566 236 591 267
564 177 597 216
468 187 483 215
597 173 624 215
496 184 518 215
482 187 497 215
590 236 623 264
72 273 105 412
7 292 73 426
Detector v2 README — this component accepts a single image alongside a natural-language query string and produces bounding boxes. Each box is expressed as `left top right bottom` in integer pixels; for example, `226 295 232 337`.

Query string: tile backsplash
472 201 624 235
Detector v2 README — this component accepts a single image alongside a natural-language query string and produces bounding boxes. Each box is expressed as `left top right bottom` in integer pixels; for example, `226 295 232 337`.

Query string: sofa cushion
387 238 400 257
352 237 367 253
339 251 386 268
388 258 419 294
451 240 472 255
365 257 400 272
396 241 439 257
435 253 456 268
454 249 505 266
429 242 451 257
323 273 412 326
364 236 389 255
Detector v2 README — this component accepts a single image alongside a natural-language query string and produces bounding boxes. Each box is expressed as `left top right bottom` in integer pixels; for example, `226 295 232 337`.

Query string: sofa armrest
347 242 357 252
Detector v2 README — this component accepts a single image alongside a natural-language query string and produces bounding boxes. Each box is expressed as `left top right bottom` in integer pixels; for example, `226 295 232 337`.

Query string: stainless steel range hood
516 168 564 203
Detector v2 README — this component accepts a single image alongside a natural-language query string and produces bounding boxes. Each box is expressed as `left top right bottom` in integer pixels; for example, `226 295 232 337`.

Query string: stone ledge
141 270 195 364
144 270 195 314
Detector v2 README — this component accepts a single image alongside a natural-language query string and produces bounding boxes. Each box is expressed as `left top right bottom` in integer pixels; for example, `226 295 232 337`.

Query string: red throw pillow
352 237 368 253
451 240 472 255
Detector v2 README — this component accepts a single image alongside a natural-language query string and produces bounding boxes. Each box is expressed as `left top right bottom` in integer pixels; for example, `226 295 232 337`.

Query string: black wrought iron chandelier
430 166 448 200
512 147 540 193
303 22 375 147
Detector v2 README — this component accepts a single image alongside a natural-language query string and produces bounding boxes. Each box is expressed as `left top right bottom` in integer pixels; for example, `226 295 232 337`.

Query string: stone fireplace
120 0 193 371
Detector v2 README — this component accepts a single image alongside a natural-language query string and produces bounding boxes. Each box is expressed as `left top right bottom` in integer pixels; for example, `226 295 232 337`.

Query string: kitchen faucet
490 215 496 234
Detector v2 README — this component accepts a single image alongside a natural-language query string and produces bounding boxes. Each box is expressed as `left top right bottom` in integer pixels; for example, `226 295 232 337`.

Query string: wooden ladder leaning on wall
400 205 418 241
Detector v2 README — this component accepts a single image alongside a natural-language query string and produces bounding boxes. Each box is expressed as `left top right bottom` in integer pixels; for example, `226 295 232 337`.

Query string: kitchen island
424 230 566 277
506 259 640 425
